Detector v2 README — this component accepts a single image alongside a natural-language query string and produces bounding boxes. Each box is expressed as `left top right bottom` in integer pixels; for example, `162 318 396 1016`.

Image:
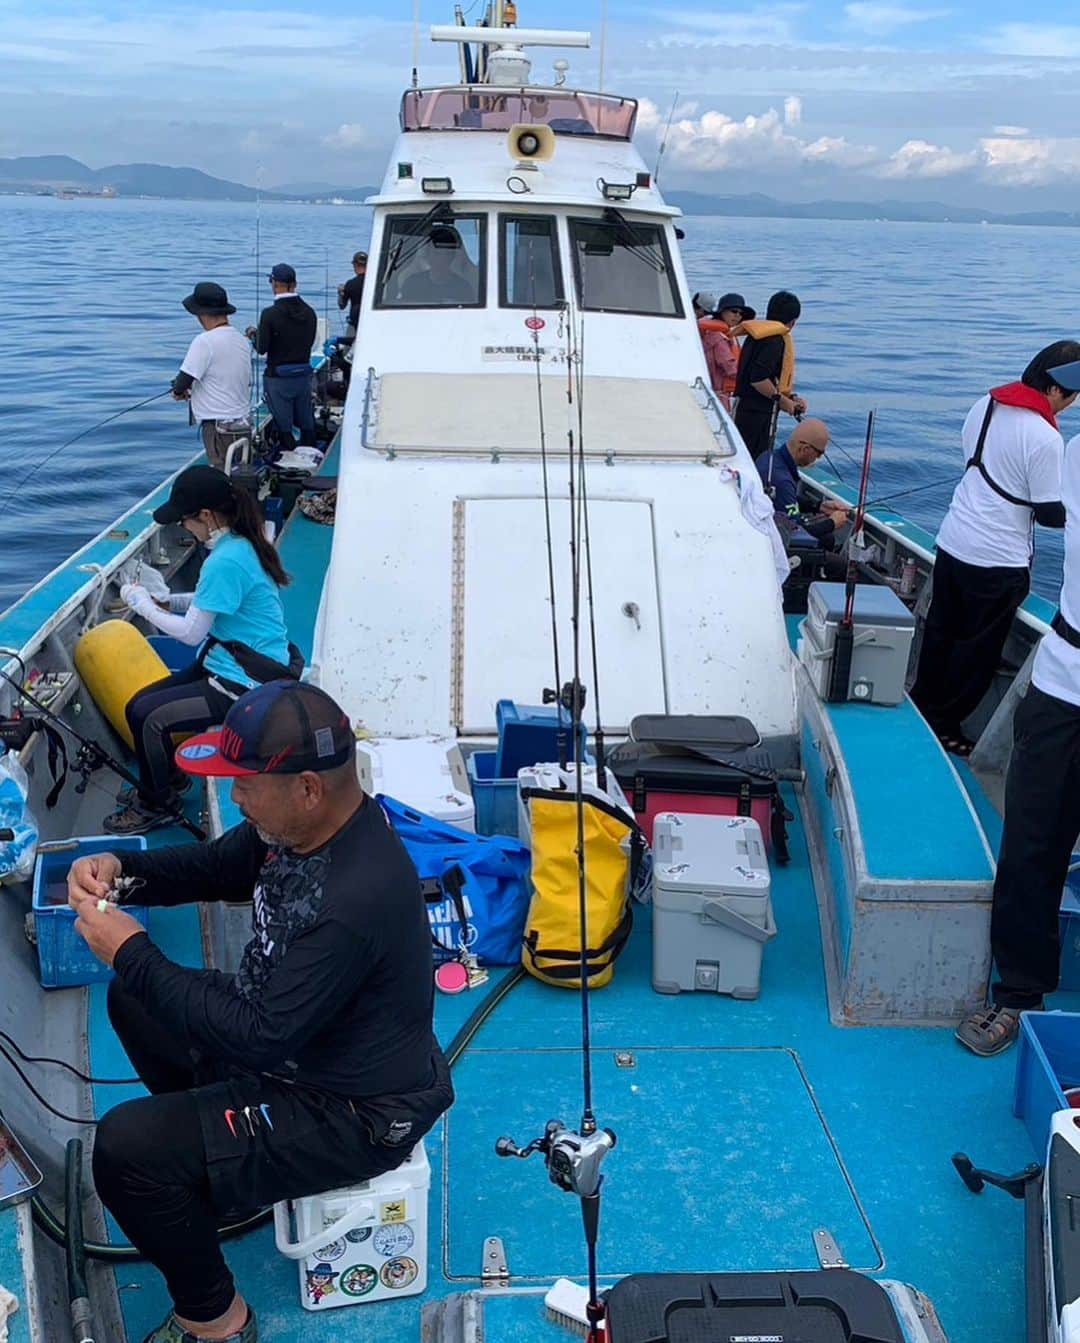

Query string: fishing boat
1 9 1075 1343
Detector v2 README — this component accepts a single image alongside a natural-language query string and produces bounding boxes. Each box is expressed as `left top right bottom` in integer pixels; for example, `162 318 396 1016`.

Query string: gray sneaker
141 1309 257 1343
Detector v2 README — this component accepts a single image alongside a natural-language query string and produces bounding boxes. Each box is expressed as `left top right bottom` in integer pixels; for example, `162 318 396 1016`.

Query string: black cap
269 263 297 283
153 465 235 525
715 292 756 320
182 281 236 317
175 681 354 777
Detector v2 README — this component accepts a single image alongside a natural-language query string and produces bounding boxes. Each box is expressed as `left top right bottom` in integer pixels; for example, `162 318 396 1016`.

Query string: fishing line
0 391 172 518
865 473 958 510
0 1030 138 1086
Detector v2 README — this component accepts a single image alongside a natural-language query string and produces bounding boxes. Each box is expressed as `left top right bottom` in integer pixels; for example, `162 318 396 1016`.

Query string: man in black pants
67 682 452 1343
733 289 806 460
911 341 1080 755
957 359 1080 1056
246 263 318 451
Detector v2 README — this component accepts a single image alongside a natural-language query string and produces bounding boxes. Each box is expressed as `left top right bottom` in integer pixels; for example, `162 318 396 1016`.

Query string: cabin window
499 215 564 308
375 213 487 308
568 216 682 317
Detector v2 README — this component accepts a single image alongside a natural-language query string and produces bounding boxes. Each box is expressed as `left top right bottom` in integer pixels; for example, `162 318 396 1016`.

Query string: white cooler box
356 736 475 830
516 761 633 844
652 813 775 999
274 1142 430 1311
798 580 915 706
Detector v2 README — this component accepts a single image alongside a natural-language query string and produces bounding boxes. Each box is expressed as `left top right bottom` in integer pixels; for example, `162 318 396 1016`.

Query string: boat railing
400 86 637 139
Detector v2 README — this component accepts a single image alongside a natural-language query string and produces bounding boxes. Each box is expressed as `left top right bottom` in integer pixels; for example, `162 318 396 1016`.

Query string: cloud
659 5 807 44
982 23 1080 57
324 123 369 150
663 99 879 171
844 3 951 35
992 125 1030 137
877 138 978 178
980 135 1080 186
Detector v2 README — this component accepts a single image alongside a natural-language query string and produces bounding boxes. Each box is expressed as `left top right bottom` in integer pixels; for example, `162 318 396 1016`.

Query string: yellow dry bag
521 789 638 989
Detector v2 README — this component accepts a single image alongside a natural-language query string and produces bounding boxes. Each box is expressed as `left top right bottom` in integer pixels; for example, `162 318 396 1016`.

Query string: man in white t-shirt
958 361 1080 1056
911 341 1080 755
171 282 252 470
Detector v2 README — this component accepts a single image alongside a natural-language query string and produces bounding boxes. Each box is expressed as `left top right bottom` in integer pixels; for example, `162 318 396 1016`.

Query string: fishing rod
0 391 172 518
496 293 614 1343
827 408 875 703
653 90 679 185
864 473 958 511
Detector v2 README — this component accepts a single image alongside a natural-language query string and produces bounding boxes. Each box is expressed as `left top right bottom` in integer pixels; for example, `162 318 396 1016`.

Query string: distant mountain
665 189 1080 228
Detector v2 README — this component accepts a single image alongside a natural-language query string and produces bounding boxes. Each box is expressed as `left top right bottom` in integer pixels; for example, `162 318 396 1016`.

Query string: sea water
2 193 1079 613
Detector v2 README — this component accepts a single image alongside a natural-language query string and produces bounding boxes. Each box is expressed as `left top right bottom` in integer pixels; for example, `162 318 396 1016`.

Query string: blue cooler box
1013 1009 1080 1156
32 835 149 988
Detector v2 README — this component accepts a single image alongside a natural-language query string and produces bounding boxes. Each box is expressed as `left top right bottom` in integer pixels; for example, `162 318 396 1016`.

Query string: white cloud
844 2 951 35
660 5 807 45
982 23 1080 57
980 135 1080 185
877 138 978 178
664 99 878 171
992 124 1030 137
324 123 369 150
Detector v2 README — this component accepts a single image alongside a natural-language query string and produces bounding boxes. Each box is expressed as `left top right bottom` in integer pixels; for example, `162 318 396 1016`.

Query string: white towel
0 1285 19 1343
720 464 790 589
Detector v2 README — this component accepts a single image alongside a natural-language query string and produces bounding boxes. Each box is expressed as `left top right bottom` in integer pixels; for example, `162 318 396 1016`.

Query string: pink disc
435 961 469 994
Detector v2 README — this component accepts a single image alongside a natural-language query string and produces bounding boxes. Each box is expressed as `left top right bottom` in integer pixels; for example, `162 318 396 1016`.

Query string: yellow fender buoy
74 620 170 749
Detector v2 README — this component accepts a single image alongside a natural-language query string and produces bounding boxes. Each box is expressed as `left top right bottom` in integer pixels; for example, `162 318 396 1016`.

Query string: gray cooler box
652 813 775 999
798 581 915 706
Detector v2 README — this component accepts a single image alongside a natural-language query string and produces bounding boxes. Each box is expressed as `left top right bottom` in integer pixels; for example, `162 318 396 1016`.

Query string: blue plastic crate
494 700 587 780
1013 1010 1080 1156
1061 886 1080 992
32 836 149 989
147 635 197 674
466 752 521 838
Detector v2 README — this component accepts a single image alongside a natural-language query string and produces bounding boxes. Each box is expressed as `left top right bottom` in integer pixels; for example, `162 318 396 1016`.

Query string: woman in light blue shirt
105 465 294 835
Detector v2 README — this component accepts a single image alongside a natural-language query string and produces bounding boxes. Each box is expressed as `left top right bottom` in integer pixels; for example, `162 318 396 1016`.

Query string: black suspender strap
1052 611 1080 650
965 397 1037 509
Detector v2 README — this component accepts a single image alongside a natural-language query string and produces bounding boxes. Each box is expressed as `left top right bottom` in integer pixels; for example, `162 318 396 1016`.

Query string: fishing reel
496 1119 616 1199
543 679 587 720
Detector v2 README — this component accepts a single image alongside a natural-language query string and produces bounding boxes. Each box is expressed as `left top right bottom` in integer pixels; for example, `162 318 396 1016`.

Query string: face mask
205 525 230 550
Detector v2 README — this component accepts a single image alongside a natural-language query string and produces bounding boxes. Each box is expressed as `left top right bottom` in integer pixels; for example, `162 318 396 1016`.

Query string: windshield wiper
601 207 667 274
381 202 455 284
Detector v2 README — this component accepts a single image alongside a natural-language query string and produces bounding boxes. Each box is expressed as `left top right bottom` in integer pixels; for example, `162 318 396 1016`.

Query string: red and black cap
176 681 354 778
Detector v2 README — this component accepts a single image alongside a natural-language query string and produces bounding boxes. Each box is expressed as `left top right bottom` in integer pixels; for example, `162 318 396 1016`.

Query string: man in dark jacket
68 682 452 1343
757 418 850 547
246 263 318 449
734 289 807 460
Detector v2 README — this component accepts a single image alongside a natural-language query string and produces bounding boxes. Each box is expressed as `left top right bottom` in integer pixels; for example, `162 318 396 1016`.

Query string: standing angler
246 263 318 452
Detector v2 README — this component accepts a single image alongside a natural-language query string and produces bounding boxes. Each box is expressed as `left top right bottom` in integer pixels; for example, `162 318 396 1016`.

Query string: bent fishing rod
827 408 876 703
0 389 173 518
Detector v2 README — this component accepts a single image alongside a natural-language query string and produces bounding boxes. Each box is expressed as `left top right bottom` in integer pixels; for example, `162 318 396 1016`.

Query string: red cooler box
608 716 784 855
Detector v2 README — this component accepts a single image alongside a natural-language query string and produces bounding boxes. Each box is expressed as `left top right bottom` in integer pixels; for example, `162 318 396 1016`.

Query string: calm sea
2 194 1079 614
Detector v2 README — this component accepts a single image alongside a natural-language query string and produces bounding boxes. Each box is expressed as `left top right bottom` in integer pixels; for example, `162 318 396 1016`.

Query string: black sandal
939 733 975 759
955 1004 1022 1056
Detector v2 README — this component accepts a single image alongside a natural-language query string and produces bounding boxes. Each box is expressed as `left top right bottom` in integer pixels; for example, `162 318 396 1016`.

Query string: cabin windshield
568 216 682 317
500 215 564 308
400 88 637 139
376 214 487 308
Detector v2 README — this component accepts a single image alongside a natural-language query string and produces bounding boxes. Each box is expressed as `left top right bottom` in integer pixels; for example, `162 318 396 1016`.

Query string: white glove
116 561 170 602
120 583 153 613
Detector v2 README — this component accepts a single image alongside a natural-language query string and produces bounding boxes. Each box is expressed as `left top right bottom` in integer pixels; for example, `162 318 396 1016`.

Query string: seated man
68 681 453 1343
757 418 850 561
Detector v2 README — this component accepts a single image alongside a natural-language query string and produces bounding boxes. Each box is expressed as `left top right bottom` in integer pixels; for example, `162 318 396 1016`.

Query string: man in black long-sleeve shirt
245 262 319 450
68 682 452 1343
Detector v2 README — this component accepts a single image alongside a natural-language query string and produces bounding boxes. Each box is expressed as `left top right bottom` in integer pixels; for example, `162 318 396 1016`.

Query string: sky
2 0 1080 207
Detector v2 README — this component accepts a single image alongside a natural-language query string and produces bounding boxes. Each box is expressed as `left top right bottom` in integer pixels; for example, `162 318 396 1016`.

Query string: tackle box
798 581 916 706
651 812 775 998
32 835 149 988
1014 1010 1080 1157
608 726 779 848
605 1270 913 1343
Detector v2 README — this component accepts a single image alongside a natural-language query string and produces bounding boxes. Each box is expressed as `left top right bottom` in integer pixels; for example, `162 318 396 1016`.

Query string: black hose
31 966 525 1262
65 1138 95 1342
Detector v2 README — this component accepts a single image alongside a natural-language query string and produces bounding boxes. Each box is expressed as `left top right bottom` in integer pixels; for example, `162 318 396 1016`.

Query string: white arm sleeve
168 591 195 614
138 601 215 646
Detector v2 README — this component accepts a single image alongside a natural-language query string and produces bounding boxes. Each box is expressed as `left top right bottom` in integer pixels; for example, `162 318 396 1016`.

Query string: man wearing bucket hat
67 680 453 1343
172 282 252 471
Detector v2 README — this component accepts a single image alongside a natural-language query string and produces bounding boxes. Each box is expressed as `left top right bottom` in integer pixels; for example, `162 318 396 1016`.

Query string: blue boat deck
3 468 1068 1343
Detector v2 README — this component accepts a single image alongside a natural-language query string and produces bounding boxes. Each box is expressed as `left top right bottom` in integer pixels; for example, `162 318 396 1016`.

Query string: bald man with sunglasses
757 418 851 549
